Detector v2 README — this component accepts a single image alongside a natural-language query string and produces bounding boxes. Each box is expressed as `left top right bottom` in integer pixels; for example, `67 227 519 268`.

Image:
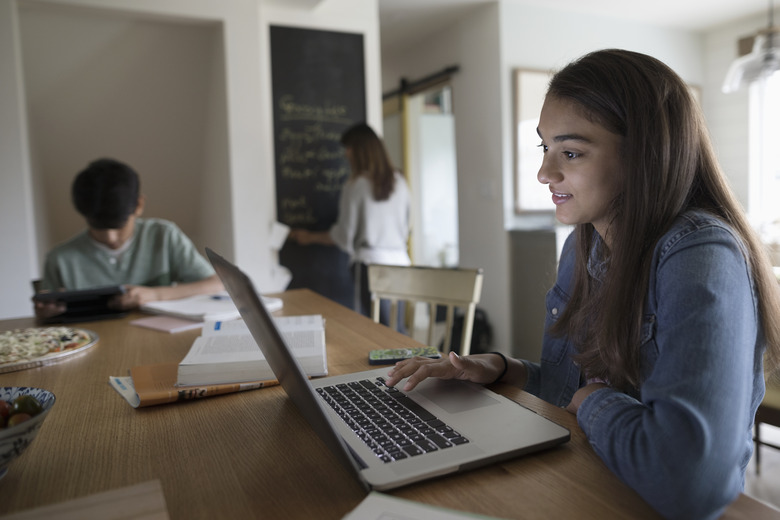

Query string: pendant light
722 0 780 93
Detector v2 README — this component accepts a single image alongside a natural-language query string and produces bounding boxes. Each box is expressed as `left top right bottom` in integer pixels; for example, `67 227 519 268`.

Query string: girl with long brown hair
290 123 410 322
385 49 780 519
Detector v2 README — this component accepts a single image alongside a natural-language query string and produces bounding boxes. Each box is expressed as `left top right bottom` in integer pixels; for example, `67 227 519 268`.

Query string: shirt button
109 257 117 265
551 308 558 316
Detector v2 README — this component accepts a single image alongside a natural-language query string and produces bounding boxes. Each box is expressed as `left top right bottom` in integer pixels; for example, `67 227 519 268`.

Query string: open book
177 315 327 386
109 362 278 408
140 293 283 322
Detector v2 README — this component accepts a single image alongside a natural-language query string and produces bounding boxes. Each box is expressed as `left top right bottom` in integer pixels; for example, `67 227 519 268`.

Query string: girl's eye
563 151 580 159
537 143 548 153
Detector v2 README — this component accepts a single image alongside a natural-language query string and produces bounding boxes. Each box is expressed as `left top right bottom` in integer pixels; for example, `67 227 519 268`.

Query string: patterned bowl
0 387 56 479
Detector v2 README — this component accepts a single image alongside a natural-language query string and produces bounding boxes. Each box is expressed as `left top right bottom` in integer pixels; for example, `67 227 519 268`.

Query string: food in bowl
0 387 55 479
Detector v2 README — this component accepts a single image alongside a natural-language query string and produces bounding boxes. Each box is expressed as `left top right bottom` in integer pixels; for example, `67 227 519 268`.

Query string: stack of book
109 314 327 408
177 315 327 385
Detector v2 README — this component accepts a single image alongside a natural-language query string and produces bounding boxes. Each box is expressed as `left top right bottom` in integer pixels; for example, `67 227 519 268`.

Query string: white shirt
329 172 411 266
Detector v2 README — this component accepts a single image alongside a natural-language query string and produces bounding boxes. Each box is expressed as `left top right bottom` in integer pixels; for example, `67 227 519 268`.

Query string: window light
723 1 780 94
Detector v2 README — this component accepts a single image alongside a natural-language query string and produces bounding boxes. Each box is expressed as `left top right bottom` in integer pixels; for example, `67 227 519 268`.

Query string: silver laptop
206 248 570 491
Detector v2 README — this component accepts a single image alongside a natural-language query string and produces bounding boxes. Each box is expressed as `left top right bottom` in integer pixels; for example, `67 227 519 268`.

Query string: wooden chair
754 375 780 474
367 265 484 355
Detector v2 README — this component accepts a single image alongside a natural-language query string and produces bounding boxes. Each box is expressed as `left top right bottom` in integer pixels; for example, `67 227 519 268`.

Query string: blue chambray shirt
522 210 766 520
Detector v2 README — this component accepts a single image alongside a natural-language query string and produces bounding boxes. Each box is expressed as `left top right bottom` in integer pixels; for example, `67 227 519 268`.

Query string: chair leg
426 303 436 347
755 422 761 475
389 301 399 332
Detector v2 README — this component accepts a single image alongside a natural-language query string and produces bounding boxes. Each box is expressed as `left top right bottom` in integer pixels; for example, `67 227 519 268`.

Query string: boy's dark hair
72 158 140 229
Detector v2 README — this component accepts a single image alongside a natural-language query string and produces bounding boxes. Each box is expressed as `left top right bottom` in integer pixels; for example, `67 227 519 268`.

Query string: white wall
19 5 225 256
0 0 38 320
702 13 764 212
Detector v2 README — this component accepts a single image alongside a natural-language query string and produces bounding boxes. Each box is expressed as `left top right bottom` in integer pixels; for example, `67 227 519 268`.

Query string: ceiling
378 0 774 56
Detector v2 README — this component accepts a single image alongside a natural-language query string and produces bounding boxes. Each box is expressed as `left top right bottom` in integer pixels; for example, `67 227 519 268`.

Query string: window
750 73 780 251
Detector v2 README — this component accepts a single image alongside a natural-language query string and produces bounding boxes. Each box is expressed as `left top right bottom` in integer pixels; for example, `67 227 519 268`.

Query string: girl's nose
537 155 560 185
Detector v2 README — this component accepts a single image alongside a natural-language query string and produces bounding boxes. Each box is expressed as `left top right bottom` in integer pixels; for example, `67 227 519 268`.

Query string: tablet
33 285 127 323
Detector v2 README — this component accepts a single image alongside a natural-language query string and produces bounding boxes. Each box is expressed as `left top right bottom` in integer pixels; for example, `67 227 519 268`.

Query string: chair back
367 265 484 355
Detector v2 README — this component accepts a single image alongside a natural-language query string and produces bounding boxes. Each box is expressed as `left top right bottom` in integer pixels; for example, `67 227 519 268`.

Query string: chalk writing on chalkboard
271 28 365 231
276 118 350 227
270 25 366 309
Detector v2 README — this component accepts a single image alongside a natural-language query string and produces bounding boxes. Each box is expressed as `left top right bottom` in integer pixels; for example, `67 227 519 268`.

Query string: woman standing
290 123 410 323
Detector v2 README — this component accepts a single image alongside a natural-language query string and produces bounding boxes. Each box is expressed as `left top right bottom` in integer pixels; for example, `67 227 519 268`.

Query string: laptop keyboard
317 377 469 463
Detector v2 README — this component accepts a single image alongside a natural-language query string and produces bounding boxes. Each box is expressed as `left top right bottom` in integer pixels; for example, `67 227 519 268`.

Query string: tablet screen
34 285 127 323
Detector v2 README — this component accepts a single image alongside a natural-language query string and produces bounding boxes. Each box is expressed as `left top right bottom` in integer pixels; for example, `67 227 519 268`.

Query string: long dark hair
340 123 397 201
547 49 780 389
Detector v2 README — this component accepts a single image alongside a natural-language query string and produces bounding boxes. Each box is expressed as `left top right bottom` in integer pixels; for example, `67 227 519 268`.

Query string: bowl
0 387 56 479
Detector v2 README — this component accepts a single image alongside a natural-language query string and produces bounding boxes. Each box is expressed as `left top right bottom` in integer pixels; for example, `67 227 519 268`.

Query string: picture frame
513 68 555 214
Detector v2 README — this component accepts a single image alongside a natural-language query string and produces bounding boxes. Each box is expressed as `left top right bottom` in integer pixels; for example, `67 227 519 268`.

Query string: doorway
383 83 459 267
383 78 460 345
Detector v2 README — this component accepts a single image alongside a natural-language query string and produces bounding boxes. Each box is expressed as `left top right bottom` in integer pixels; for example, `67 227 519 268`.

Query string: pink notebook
130 315 203 334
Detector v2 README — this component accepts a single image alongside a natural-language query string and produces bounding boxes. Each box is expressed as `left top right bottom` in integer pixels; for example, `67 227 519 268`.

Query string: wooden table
0 289 776 519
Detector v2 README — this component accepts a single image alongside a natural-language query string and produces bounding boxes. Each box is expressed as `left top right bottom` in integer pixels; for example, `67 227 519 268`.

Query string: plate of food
0 327 98 374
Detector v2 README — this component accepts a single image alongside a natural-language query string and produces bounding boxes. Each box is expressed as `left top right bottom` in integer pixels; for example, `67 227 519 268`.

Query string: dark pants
354 262 406 334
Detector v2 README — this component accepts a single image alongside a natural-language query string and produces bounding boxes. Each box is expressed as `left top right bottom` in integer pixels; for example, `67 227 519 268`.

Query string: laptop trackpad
414 379 500 414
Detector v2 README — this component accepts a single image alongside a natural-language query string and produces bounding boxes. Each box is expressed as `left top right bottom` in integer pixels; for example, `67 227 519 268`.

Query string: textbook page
177 315 327 385
141 294 283 322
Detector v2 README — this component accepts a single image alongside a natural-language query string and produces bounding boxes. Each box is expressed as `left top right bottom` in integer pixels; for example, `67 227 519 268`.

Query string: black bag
442 307 492 354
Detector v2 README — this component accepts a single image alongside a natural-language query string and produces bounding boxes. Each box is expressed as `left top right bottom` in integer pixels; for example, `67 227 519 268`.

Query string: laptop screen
205 248 369 488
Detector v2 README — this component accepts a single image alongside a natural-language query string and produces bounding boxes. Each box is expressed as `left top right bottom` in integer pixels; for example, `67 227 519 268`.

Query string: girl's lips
551 191 572 205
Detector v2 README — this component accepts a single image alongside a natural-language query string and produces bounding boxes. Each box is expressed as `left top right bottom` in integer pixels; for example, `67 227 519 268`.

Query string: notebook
206 248 570 491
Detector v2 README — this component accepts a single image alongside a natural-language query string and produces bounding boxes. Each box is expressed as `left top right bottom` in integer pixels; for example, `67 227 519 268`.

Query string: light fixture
722 0 780 93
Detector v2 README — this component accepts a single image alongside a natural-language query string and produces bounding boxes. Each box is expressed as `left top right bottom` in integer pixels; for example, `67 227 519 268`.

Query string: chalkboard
270 26 366 309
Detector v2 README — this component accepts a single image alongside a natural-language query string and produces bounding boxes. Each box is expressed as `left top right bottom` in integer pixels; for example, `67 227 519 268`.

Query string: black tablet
33 285 127 323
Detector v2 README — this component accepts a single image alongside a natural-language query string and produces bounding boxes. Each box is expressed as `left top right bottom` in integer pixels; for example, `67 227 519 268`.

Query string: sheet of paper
342 492 501 520
268 265 292 293
130 316 203 333
269 221 290 250
140 294 241 321
0 480 169 519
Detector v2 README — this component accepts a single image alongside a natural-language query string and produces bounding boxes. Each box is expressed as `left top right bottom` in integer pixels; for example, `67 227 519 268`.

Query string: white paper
343 492 500 520
140 293 240 322
108 376 140 408
269 221 290 250
269 265 292 293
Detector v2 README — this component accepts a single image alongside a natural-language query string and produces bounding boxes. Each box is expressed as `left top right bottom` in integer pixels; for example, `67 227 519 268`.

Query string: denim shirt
522 210 766 520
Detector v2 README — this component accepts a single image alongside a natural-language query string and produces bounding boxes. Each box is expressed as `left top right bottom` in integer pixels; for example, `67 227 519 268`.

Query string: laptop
206 248 570 491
